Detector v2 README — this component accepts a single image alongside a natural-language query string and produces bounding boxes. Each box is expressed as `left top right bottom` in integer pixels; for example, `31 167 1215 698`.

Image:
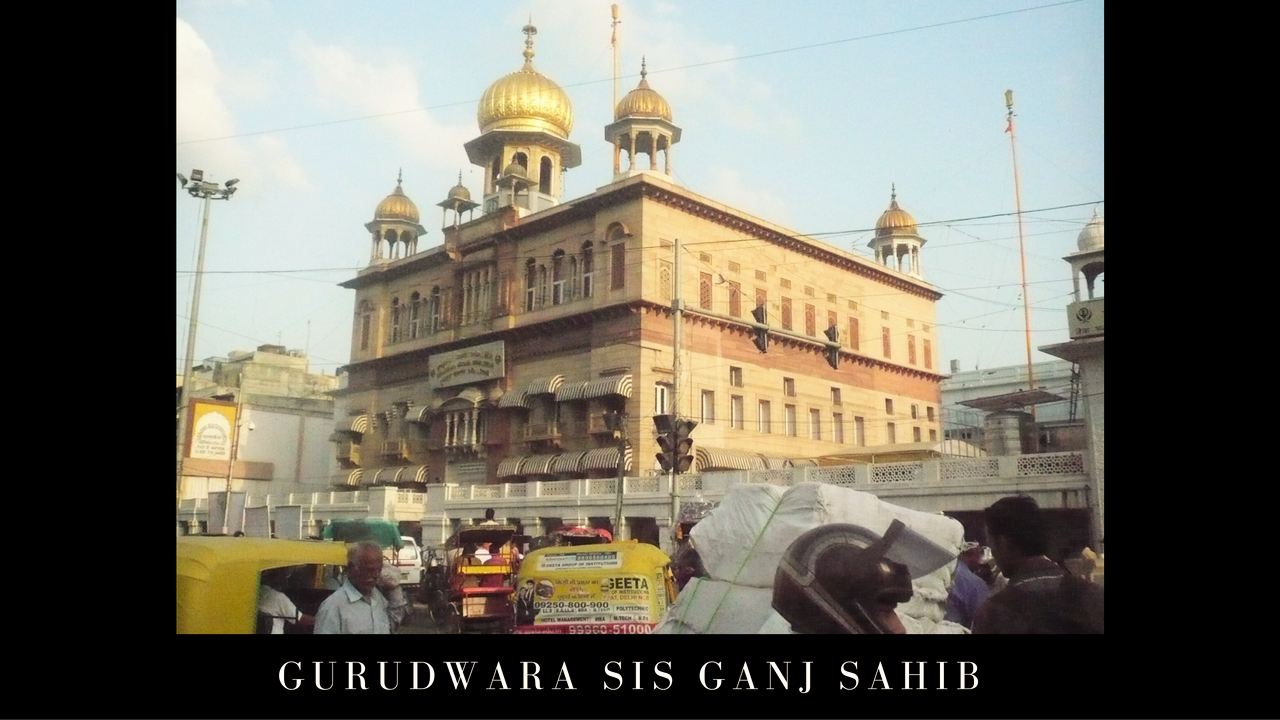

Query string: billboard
187 398 238 460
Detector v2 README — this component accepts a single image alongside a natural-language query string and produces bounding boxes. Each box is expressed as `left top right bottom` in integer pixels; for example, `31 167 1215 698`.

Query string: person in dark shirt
972 495 1103 634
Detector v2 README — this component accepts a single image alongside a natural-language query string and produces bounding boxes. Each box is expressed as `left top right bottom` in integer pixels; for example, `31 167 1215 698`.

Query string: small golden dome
502 162 528 178
1077 208 1104 252
447 172 471 202
875 186 917 237
615 58 672 122
477 24 574 138
375 172 420 223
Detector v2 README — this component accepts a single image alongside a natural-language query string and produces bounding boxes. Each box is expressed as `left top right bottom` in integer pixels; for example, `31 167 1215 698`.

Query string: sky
176 0 1104 382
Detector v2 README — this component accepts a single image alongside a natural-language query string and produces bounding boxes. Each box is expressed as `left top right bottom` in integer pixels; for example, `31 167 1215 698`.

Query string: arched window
428 287 441 333
538 265 549 308
491 156 501 187
525 259 537 312
567 256 578 301
409 292 421 339
390 298 402 343
552 249 566 304
513 152 528 170
359 300 374 351
539 156 553 194
581 242 595 298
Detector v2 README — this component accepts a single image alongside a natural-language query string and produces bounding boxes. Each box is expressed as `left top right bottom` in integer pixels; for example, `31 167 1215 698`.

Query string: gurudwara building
331 25 944 542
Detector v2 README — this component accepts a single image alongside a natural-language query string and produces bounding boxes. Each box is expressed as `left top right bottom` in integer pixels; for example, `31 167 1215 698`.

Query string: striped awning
582 374 633 399
788 458 819 467
550 450 589 474
525 375 565 396
496 455 526 478
582 446 633 473
759 456 789 469
344 469 364 487
694 447 767 471
522 453 562 476
334 414 369 435
497 390 531 409
371 466 403 485
555 381 589 402
402 465 430 484
406 406 435 423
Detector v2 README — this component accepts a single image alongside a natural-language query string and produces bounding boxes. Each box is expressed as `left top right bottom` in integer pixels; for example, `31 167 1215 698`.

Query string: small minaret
437 172 479 228
1067 208 1104 301
604 58 682 179
365 170 427 264
868 185 927 278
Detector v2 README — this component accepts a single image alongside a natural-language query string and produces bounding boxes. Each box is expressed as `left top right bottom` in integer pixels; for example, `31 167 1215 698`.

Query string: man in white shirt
315 541 392 634
257 567 314 634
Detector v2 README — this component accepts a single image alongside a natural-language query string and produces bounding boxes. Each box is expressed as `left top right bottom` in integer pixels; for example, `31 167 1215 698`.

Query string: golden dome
446 172 472 202
875 185 917 237
476 24 574 138
615 58 672 122
374 172 420 223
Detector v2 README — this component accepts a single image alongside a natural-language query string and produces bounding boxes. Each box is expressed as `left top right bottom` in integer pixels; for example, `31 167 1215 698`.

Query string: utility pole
222 376 247 535
176 170 239 514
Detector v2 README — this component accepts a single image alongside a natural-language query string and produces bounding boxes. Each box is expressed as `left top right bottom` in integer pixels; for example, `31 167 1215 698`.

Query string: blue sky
177 0 1103 379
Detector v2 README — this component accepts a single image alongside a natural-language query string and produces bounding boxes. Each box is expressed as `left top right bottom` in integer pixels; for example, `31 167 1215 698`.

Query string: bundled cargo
654 482 968 634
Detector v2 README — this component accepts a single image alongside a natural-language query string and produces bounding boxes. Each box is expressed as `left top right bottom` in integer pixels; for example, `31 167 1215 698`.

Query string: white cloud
176 17 308 190
291 32 474 171
703 167 790 226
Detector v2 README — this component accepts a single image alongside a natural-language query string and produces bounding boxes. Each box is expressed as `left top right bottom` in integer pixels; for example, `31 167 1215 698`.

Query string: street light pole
176 170 238 514
605 411 628 539
223 377 247 535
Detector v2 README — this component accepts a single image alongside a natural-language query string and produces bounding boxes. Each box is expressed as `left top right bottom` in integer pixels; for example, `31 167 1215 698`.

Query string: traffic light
823 324 840 369
751 304 769 353
654 414 698 473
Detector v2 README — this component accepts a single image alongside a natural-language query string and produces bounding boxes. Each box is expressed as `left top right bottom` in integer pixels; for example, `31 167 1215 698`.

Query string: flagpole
1005 89 1036 417
611 4 621 112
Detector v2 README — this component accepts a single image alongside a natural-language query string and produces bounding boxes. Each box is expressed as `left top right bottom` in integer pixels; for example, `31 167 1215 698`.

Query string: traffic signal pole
669 238 682 531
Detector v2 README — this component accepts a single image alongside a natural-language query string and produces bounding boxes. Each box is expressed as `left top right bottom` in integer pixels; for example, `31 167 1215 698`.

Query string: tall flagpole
611 4 621 112
1005 90 1036 416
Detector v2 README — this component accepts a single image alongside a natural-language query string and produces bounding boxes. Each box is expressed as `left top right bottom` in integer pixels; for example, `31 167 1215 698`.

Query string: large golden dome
875 186 917 237
374 174 419 223
615 59 672 122
477 24 573 139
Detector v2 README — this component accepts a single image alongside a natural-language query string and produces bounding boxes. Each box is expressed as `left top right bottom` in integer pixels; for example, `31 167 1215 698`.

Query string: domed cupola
866 185 927 278
464 23 582 216
604 58 682 180
1066 207 1105 301
436 172 479 228
1077 208 1104 252
364 170 427 264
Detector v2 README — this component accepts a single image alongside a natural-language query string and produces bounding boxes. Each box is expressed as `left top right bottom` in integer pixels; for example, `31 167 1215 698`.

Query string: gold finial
457 171 463 185
890 183 897 205
641 56 647 80
522 22 537 64
397 167 403 186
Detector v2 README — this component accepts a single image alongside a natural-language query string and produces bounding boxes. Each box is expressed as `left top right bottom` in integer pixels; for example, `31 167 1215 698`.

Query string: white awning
550 451 589 474
522 453 562 476
403 465 430 484
555 381 590 402
406 406 435 423
525 375 565 396
694 447 766 471
582 374 633 399
582 446 633 472
497 390 531 409
344 469 364 487
371 467 403 485
334 414 369 435
496 455 526 477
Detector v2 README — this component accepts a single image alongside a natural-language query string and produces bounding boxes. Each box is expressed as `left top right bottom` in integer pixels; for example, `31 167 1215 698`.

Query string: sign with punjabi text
428 341 505 388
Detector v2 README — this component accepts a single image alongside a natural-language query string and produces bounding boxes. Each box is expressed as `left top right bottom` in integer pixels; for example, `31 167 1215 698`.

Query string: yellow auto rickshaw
513 541 677 635
176 536 348 634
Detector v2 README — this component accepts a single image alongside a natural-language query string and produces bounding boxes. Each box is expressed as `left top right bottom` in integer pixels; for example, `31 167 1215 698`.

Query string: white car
384 536 424 589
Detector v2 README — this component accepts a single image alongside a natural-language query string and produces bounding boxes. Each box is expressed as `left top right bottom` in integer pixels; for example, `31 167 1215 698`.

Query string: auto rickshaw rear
513 541 676 634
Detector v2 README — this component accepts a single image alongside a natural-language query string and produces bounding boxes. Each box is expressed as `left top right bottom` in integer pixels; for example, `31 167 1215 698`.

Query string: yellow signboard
187 399 238 460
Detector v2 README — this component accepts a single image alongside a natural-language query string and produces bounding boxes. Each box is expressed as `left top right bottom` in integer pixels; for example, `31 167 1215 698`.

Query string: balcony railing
522 422 563 441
